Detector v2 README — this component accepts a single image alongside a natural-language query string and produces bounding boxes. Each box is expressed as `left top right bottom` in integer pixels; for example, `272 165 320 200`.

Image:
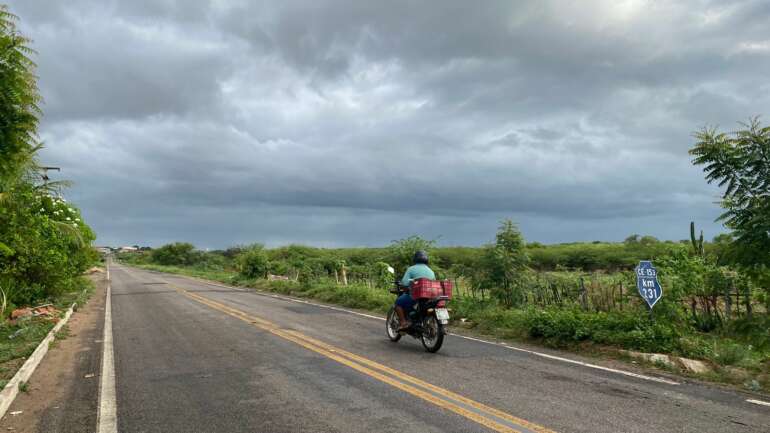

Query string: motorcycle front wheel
420 315 444 353
386 307 401 342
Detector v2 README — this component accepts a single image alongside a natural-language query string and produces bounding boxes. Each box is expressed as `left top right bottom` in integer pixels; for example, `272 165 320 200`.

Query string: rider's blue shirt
400 263 436 287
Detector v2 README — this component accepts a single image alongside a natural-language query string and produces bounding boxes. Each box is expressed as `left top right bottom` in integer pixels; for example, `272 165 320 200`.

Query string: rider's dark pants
396 293 416 312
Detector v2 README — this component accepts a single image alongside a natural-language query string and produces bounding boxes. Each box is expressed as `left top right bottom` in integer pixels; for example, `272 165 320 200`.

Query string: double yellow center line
169 282 556 433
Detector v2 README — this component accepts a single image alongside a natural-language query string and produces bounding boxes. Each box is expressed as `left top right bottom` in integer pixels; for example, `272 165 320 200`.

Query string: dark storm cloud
6 0 769 247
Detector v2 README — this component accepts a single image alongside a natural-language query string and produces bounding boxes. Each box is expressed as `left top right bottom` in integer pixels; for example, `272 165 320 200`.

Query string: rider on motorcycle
395 250 435 331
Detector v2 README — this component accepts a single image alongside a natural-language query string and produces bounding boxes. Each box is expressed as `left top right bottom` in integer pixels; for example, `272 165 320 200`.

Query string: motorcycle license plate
436 308 450 322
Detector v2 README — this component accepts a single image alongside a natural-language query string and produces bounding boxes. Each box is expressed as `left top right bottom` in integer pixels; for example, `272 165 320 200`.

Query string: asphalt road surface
88 264 768 432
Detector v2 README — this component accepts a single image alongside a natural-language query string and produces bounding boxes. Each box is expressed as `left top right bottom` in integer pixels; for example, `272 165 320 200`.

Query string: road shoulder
0 273 107 433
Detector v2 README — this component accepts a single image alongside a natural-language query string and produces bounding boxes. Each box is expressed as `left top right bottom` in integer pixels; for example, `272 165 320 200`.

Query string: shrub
520 308 680 353
237 245 270 279
387 236 436 274
0 185 97 307
709 342 750 366
150 243 202 266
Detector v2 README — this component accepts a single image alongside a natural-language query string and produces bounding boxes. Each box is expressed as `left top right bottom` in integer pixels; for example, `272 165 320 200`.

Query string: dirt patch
0 273 107 433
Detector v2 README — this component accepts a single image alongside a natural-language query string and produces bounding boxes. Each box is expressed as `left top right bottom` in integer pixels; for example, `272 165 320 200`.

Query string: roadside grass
138 264 236 285
136 263 396 312
127 262 770 393
0 276 95 385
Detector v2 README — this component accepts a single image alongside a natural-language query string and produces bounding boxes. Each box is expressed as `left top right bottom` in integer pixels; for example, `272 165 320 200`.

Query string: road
87 264 769 432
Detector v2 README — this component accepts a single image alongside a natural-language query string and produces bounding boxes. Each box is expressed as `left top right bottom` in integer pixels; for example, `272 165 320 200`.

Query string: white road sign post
636 260 662 319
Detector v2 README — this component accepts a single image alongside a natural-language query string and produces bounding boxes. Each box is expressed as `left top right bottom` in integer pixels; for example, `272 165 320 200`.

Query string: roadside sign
636 261 662 309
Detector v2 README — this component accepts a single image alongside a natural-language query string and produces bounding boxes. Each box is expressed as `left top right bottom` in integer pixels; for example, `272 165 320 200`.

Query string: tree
690 118 770 267
236 244 270 279
151 243 200 266
387 235 437 274
0 6 41 188
486 220 530 306
0 6 97 309
624 234 640 245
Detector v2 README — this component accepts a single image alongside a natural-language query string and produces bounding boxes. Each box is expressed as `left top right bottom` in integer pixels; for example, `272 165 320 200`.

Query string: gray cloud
7 0 767 248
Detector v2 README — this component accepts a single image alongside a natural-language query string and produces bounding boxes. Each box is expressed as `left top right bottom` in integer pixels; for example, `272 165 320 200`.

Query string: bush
150 243 202 266
0 186 97 307
520 308 680 353
237 245 270 279
387 236 436 274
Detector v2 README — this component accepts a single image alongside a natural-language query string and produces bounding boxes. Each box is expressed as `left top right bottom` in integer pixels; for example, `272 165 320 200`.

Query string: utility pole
40 166 60 185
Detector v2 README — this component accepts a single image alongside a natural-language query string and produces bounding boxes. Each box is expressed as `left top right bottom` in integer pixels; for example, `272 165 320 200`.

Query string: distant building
118 246 139 253
95 246 112 254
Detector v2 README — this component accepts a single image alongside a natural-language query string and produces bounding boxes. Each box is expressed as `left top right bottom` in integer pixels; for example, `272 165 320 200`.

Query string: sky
6 0 770 248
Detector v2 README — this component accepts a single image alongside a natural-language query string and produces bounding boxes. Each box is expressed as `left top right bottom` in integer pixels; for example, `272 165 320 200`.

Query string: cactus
690 221 704 256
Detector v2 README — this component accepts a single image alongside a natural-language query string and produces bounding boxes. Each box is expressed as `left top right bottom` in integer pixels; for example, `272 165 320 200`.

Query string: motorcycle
385 268 452 353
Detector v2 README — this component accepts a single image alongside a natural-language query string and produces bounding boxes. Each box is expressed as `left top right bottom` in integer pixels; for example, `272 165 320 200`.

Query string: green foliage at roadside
150 242 201 266
387 235 436 274
0 6 40 187
690 119 770 270
237 244 270 279
466 220 529 307
1 6 98 311
0 184 97 307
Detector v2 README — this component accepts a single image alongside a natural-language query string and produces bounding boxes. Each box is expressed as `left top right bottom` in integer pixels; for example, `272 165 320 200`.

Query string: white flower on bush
66 217 71 221
75 218 80 222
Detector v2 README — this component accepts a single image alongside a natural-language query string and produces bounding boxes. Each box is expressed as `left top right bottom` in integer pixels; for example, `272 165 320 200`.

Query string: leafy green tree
0 6 41 188
624 234 641 245
0 184 96 305
370 261 394 289
476 220 530 307
387 235 436 274
150 242 201 266
690 118 770 267
712 233 734 244
237 244 270 279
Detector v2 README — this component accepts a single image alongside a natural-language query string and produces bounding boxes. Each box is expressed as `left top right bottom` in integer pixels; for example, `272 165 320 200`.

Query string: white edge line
97 260 117 433
449 334 680 385
0 303 76 420
746 399 770 407
155 268 680 386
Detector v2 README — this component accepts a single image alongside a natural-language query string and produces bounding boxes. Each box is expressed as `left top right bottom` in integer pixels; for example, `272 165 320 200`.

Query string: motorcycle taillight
436 299 446 308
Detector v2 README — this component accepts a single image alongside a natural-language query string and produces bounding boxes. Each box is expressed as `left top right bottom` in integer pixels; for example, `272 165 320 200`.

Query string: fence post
341 266 348 286
619 281 623 311
745 283 753 320
725 278 733 320
579 277 587 310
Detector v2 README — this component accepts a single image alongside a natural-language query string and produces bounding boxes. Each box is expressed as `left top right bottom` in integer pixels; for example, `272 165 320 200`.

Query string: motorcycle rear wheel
386 307 401 342
420 315 444 353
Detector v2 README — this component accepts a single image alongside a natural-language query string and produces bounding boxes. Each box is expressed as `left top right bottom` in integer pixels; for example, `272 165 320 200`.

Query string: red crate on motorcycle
410 278 453 300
